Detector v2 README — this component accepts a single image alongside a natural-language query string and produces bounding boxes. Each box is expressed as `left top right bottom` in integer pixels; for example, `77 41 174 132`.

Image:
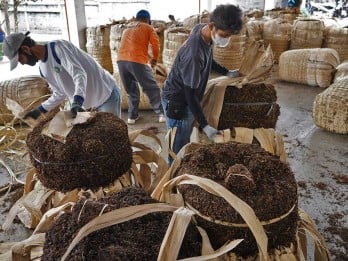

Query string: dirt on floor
0 65 347 260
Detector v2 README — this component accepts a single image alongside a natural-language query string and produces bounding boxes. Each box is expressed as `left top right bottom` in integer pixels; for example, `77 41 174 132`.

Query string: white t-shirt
40 40 117 111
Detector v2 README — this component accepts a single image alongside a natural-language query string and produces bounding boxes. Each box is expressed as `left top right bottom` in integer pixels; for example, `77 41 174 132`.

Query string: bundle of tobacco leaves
218 83 280 130
176 142 298 258
42 187 202 260
26 112 132 192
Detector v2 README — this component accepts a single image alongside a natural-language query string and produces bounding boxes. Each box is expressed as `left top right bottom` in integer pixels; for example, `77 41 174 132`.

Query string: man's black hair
21 32 36 48
210 4 243 33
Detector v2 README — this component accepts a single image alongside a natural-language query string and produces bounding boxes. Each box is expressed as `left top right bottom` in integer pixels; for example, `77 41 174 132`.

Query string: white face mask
211 28 231 48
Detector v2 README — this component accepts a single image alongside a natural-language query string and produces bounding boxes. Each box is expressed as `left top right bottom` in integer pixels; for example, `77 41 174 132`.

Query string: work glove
226 69 240 78
23 108 41 120
70 102 85 118
203 125 218 142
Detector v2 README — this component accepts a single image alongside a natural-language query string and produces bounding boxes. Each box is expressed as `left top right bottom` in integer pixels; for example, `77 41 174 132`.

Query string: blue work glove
70 95 85 118
226 69 240 78
23 108 41 120
203 125 218 142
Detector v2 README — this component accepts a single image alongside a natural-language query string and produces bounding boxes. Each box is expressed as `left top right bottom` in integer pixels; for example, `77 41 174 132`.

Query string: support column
64 0 87 50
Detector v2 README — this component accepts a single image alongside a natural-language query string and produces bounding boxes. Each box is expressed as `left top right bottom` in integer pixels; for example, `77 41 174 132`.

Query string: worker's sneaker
127 116 139 125
158 114 166 123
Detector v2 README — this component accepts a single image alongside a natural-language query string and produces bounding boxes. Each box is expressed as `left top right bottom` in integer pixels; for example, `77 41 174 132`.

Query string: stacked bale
213 30 247 70
323 25 348 62
313 78 348 134
42 187 202 260
182 11 210 30
218 83 280 130
151 20 168 63
290 18 325 49
86 25 113 74
262 18 292 63
162 27 191 70
109 22 127 76
279 48 340 88
175 142 298 258
0 76 50 125
334 61 348 82
26 112 133 192
244 19 264 52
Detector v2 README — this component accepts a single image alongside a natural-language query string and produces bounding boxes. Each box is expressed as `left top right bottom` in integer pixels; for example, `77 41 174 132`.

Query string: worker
2 31 121 119
117 9 165 124
161 4 243 165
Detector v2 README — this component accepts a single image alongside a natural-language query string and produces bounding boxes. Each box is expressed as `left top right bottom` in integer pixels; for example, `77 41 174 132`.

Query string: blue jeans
162 98 194 165
96 86 122 117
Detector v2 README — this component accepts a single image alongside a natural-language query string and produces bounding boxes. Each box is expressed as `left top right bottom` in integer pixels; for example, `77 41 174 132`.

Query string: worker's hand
226 69 240 78
70 102 85 118
23 108 41 120
203 125 219 142
150 58 157 68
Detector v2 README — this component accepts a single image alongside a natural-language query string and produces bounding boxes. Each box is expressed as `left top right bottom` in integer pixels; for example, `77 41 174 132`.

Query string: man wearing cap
117 9 165 124
161 4 243 165
2 32 122 119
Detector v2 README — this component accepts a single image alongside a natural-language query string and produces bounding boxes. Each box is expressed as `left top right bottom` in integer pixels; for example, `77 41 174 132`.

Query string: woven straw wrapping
110 23 128 73
151 20 167 63
245 19 264 42
290 18 325 49
162 27 190 70
182 11 210 30
0 76 50 124
263 18 292 63
323 25 348 63
86 25 113 73
279 48 340 88
313 78 348 134
213 32 247 70
334 61 348 82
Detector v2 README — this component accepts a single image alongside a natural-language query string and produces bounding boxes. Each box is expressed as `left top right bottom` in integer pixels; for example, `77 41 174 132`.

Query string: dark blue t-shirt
162 24 212 102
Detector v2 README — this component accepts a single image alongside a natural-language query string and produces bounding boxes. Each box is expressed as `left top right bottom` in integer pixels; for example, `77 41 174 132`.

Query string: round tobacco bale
262 18 291 63
0 76 50 125
290 18 325 49
279 48 339 88
313 78 348 134
334 60 348 83
42 187 201 260
175 142 298 258
86 25 113 74
323 25 348 62
218 83 280 130
26 112 132 192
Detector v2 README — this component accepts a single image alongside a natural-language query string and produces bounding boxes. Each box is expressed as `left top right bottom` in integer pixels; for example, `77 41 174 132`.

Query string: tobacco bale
218 83 280 130
176 142 298 258
42 187 202 260
26 112 132 192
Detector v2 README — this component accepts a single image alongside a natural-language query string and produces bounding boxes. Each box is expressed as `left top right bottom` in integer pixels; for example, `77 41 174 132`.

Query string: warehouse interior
0 0 347 260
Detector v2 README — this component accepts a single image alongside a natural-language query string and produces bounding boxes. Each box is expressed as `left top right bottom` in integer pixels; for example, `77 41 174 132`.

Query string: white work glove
226 69 240 78
203 125 218 142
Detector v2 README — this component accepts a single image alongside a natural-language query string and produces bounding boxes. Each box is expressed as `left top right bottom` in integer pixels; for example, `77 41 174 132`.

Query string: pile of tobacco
42 187 202 260
26 112 133 192
218 83 280 130
176 142 298 258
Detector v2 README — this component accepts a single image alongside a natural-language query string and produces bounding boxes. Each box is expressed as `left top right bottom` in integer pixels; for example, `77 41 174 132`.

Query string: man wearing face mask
161 4 243 165
2 32 122 119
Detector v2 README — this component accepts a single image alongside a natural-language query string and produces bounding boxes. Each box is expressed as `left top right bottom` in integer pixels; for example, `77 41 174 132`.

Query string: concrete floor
0 58 347 259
